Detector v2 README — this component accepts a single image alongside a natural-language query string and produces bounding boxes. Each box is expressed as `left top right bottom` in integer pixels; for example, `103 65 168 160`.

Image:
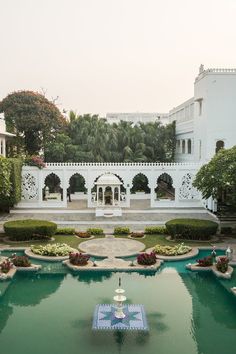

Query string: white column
112 187 114 206
102 187 105 206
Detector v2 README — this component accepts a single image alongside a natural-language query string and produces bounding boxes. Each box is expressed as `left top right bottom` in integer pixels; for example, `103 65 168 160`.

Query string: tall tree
0 91 66 155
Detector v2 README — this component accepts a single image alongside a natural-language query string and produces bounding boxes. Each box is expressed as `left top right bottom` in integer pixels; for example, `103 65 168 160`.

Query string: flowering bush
69 252 90 266
25 156 46 169
114 227 130 235
154 243 192 256
196 255 213 267
130 232 144 238
0 259 12 273
31 243 74 256
137 252 157 265
144 226 168 235
11 255 31 267
216 256 229 273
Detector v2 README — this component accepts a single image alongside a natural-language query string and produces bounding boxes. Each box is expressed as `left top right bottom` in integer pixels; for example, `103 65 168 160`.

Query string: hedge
165 218 218 240
144 226 168 235
55 227 75 235
113 227 130 235
4 219 57 241
0 157 22 211
87 228 104 235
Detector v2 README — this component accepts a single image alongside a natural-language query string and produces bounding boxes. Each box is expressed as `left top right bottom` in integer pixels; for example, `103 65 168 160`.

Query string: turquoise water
0 250 236 354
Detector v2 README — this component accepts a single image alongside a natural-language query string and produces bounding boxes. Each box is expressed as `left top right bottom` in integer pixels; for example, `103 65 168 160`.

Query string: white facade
106 112 170 125
0 113 14 157
18 162 204 212
171 66 236 163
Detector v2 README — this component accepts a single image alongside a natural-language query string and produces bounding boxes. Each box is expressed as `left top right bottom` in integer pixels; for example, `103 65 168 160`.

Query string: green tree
0 91 66 155
193 146 236 209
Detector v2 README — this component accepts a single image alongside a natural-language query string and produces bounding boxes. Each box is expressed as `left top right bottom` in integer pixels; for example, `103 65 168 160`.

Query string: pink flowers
25 155 46 169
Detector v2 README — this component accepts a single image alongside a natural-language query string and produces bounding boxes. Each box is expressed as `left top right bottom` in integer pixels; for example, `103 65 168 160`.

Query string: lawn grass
0 232 215 250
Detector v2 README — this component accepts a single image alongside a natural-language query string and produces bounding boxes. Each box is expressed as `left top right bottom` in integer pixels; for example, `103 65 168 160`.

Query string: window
187 139 192 154
182 140 186 154
215 140 224 154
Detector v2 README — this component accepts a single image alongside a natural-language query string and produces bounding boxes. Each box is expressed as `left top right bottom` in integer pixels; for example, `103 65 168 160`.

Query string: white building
171 65 236 163
0 113 14 157
106 112 170 125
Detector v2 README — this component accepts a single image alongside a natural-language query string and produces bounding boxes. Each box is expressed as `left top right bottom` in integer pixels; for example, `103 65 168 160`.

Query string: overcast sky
0 0 235 116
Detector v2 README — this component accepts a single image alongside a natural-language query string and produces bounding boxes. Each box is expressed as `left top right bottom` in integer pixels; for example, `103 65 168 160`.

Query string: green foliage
87 228 104 235
113 227 130 235
55 228 75 235
193 146 236 208
154 243 192 256
165 219 218 240
0 157 22 211
4 219 57 241
144 226 168 235
0 91 66 155
44 112 176 163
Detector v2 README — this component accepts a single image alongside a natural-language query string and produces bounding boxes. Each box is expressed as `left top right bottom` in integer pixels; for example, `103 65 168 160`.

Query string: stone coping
231 287 236 296
25 248 77 262
0 267 17 280
63 258 163 272
186 263 234 279
16 264 42 272
145 247 199 261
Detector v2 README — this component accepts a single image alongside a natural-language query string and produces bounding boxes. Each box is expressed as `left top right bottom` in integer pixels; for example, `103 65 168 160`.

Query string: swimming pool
0 249 235 354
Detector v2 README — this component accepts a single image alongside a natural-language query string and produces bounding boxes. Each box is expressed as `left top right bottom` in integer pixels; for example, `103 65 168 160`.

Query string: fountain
92 277 148 331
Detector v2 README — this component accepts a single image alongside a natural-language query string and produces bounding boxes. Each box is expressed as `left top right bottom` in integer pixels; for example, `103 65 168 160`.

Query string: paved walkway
79 237 145 257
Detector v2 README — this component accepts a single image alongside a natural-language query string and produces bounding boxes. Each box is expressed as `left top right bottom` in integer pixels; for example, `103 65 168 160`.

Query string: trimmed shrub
4 219 57 241
165 219 218 240
137 252 157 265
0 259 12 273
0 157 22 211
55 227 75 235
87 228 104 235
130 232 144 238
114 227 130 235
196 255 213 267
69 252 90 266
144 226 168 235
11 255 31 267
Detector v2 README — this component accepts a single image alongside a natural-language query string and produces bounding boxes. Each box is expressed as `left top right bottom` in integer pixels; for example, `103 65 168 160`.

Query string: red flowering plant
69 252 90 266
137 252 157 266
216 256 229 273
196 255 213 267
0 259 13 274
25 156 46 169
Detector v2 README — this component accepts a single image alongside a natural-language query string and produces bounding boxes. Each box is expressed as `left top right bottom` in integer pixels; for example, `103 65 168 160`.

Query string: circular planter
25 248 77 262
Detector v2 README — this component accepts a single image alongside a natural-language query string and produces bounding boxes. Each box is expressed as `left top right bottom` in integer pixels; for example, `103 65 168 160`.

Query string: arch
130 173 150 194
187 139 192 154
69 173 87 193
155 173 175 200
215 140 224 154
182 140 186 154
43 173 63 201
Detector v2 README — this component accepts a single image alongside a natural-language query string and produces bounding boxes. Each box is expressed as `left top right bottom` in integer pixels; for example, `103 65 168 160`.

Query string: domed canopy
95 173 122 186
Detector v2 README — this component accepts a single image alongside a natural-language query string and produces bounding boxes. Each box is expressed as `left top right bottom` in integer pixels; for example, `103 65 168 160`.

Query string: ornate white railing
43 162 202 167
